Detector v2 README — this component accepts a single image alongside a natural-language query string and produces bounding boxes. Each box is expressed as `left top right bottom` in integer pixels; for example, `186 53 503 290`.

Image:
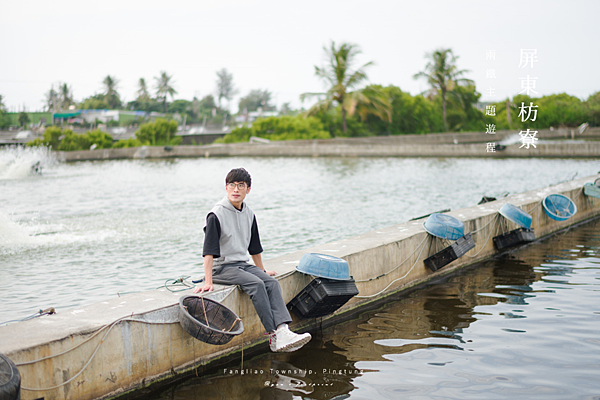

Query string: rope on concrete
355 235 429 299
526 200 543 228
275 269 297 280
0 308 56 326
469 212 500 234
528 200 543 213
572 186 584 201
162 276 195 292
465 214 500 258
354 234 429 283
17 316 180 392
587 194 600 209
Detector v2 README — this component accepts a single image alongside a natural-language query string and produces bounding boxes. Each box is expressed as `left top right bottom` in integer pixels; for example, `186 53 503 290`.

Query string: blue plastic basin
542 194 577 221
584 182 600 199
296 253 350 280
423 213 465 240
499 203 532 229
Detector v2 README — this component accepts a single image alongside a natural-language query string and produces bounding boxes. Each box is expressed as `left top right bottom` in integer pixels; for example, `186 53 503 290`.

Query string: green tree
113 137 142 148
221 115 330 143
168 99 191 115
313 107 368 138
56 130 92 151
189 95 221 124
238 89 275 113
27 126 64 149
126 98 163 113
0 113 10 129
535 93 587 128
102 75 121 109
0 94 9 129
125 78 162 113
364 85 444 135
441 84 486 131
80 94 110 110
59 83 74 110
58 129 114 151
28 127 114 151
86 129 114 149
154 71 177 113
490 93 590 131
280 102 295 115
413 48 474 132
135 118 181 146
44 83 72 111
215 68 238 109
585 91 600 127
136 78 151 101
44 85 59 112
199 94 217 110
301 41 391 136
18 111 30 127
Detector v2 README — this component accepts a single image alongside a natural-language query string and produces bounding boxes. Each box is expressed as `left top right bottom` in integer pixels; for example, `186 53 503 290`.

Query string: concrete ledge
1 174 599 400
55 127 600 162
57 142 600 162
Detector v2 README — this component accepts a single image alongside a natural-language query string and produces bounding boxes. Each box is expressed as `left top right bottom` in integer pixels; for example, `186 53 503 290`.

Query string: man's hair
226 168 251 187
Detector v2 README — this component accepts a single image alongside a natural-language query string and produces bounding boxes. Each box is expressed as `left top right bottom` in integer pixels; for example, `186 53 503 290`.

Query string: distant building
4 110 166 128
3 112 52 128
54 110 166 125
235 110 279 123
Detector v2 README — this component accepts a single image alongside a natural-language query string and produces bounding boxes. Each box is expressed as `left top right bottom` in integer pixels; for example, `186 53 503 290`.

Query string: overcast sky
1 0 599 113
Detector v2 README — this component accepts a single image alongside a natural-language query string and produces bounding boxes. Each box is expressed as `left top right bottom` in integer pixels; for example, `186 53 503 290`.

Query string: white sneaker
269 332 278 352
269 332 306 353
274 324 311 352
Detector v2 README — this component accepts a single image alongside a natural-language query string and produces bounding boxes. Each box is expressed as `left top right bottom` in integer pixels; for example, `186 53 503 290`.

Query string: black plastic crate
424 233 475 272
288 277 359 320
493 228 535 250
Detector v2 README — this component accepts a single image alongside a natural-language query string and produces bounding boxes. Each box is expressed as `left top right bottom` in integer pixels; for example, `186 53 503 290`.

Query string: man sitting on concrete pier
194 168 311 352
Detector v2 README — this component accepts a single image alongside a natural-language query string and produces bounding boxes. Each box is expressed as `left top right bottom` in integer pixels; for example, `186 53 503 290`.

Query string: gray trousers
212 261 292 332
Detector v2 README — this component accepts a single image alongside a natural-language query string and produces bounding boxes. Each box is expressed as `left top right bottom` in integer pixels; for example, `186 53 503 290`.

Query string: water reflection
145 345 360 400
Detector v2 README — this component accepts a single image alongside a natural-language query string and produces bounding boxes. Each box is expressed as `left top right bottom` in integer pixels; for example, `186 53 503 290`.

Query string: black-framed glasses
227 182 247 190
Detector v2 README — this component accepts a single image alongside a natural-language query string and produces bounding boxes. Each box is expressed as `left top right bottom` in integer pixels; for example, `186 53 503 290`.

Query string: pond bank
56 127 600 161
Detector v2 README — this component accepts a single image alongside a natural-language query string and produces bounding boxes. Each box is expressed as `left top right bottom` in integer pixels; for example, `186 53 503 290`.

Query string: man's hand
195 255 215 294
265 270 277 276
194 283 214 293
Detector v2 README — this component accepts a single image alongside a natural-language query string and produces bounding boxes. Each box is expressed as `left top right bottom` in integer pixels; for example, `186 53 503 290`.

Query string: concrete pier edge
1 174 599 400
53 127 600 161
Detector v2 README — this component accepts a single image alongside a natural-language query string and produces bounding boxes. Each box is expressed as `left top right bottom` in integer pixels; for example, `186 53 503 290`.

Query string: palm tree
215 68 238 109
136 78 150 101
59 82 74 110
154 71 177 113
301 41 390 135
102 75 121 109
44 85 59 112
413 48 473 132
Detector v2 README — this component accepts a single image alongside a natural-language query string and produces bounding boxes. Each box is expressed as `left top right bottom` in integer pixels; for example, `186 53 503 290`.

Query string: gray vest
208 196 255 266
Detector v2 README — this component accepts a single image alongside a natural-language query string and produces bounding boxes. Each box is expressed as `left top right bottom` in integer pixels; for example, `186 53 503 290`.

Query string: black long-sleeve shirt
202 212 263 258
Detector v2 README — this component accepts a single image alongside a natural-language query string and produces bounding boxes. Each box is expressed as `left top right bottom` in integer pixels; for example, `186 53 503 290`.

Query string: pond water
138 217 600 400
0 146 598 326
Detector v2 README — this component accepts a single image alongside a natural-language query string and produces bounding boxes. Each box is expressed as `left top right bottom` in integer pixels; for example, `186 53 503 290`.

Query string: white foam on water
0 146 57 180
0 211 35 246
0 210 117 256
